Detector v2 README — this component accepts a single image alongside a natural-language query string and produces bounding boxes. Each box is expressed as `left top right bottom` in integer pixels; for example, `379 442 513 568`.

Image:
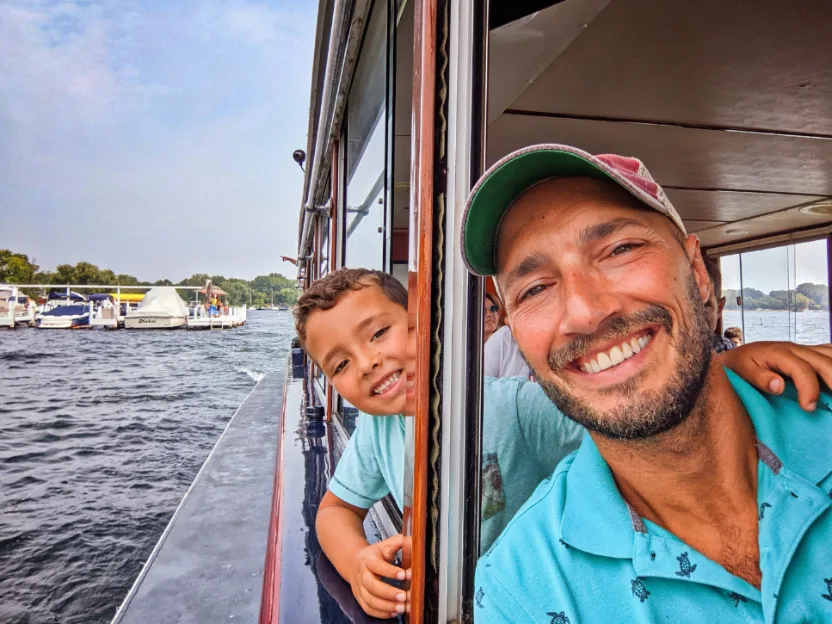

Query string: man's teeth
580 335 652 373
373 371 401 394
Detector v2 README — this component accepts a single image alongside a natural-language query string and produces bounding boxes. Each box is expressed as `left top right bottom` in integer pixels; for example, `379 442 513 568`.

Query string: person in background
725 326 744 347
483 292 502 343
703 255 735 352
484 321 532 379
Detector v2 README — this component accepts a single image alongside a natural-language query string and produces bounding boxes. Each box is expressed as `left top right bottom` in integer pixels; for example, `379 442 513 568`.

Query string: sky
721 239 829 293
0 0 315 282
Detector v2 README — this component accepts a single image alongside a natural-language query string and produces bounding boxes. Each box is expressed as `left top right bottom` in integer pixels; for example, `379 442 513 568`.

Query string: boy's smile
304 285 410 416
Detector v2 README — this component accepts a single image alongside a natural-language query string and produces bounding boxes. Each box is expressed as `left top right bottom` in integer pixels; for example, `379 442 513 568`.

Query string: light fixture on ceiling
724 227 748 236
799 200 832 216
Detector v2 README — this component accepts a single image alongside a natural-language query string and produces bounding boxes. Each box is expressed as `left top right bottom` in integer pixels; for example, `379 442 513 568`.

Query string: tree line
723 283 829 311
0 249 299 307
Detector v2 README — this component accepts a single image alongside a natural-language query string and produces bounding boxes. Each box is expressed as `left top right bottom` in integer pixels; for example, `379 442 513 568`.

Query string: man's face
305 285 412 416
496 178 715 440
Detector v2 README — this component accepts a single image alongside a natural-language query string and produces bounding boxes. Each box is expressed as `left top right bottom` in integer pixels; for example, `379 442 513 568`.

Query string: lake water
722 309 830 344
0 311 294 624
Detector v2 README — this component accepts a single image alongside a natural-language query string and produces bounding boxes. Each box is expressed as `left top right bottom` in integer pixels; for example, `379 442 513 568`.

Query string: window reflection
344 0 389 272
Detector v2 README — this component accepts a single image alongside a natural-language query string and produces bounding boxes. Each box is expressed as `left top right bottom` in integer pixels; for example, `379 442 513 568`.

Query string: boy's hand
350 533 410 619
719 342 832 411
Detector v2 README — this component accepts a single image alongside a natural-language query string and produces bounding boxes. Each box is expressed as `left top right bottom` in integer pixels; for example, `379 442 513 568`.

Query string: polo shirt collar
725 368 832 486
559 369 832 559
559 433 638 558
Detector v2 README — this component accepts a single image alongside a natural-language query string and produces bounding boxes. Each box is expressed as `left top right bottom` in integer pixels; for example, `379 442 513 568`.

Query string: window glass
720 240 830 345
344 0 388 271
320 214 330 278
794 239 830 343
737 246 793 343
720 254 742 337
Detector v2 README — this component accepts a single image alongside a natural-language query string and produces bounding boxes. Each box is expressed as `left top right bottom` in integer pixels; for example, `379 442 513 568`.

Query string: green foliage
724 285 828 311
0 250 39 284
0 249 300 306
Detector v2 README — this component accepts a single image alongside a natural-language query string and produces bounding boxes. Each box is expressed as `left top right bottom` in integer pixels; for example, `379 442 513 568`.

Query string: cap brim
462 146 642 276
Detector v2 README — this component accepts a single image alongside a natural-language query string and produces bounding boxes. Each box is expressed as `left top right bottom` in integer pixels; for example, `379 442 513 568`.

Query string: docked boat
11 295 37 327
123 287 188 329
0 286 19 328
89 294 121 329
1 286 37 328
36 291 90 329
185 284 247 329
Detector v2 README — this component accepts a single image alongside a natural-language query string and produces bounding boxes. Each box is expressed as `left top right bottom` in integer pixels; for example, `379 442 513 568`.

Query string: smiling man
464 145 832 623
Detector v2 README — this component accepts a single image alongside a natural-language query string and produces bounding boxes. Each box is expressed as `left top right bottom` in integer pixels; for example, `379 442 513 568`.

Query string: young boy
725 326 744 347
295 268 413 619
296 268 832 619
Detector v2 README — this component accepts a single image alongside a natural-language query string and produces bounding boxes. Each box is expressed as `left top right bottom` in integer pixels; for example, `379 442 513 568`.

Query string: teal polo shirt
475 370 832 623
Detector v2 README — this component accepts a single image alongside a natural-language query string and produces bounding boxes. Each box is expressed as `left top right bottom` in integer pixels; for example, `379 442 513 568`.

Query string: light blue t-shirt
480 377 583 551
329 412 406 510
327 378 583 552
474 370 832 623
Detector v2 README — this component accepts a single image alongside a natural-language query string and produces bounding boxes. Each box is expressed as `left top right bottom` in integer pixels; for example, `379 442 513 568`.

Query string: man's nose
557 269 621 337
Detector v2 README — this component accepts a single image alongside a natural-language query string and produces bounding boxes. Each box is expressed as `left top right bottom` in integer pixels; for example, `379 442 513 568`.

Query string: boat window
469 0 832 588
319 213 330 278
718 239 830 345
329 0 413 525
343 0 390 272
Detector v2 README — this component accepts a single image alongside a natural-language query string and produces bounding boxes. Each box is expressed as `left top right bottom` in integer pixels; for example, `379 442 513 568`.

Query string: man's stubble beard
530 273 714 440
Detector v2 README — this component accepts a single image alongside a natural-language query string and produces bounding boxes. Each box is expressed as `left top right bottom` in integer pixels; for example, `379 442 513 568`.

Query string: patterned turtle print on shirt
631 577 650 603
546 611 570 624
822 578 832 602
758 502 772 520
675 552 697 578
475 587 485 608
727 591 747 607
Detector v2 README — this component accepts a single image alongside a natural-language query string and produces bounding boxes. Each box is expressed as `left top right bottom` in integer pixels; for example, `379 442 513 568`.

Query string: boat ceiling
487 0 832 250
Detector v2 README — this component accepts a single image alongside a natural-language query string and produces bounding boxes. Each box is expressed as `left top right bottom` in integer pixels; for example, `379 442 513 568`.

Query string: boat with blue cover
37 291 91 329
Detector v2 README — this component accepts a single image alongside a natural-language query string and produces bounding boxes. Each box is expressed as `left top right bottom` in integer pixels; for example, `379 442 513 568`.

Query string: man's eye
519 284 546 302
371 326 389 341
610 243 638 256
333 360 348 375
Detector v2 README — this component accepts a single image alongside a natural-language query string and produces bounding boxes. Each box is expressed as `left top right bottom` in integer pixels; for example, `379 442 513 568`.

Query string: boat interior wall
486 0 832 250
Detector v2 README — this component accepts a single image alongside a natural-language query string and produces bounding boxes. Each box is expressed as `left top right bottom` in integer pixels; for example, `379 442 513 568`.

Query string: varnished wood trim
404 0 438 620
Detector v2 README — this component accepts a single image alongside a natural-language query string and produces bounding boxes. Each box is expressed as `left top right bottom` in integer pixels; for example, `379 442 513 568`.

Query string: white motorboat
123 287 188 329
36 291 91 329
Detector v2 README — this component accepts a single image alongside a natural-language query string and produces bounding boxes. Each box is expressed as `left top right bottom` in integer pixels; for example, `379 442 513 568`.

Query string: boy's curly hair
294 268 408 346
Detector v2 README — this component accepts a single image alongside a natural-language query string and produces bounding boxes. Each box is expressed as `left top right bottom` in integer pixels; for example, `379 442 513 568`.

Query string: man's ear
686 235 710 304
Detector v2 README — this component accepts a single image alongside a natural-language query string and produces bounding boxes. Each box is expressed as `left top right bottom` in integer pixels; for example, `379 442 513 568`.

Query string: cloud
0 0 316 280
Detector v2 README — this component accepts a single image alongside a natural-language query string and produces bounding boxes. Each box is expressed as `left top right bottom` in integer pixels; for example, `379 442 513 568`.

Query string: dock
111 372 284 624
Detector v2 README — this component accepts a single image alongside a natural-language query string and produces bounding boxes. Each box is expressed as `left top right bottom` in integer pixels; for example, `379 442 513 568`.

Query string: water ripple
0 311 293 623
